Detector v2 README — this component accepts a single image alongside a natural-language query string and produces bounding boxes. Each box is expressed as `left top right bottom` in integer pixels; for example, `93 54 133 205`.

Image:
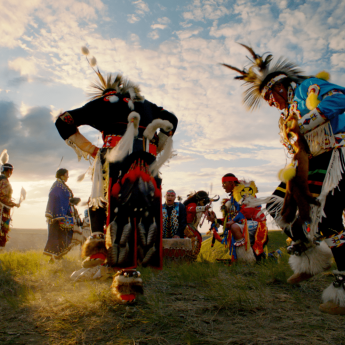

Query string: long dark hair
56 168 68 179
183 190 210 207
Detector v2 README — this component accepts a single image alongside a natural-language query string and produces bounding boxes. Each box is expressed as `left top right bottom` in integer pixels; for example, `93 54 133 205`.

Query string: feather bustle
147 221 157 247
120 221 132 246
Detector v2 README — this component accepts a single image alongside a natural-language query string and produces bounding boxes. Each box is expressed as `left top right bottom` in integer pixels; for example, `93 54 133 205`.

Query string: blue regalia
43 179 74 257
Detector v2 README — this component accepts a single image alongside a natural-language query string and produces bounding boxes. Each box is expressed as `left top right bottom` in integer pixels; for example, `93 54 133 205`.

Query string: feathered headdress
221 43 308 110
81 46 144 102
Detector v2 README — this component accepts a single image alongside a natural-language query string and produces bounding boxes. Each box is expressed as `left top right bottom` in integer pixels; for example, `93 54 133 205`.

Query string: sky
1 0 345 230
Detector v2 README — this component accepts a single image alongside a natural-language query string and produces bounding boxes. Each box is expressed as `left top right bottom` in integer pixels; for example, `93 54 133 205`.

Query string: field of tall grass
0 231 344 345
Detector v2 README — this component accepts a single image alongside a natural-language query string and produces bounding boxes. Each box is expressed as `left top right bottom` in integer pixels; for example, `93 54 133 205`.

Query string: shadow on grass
0 249 344 345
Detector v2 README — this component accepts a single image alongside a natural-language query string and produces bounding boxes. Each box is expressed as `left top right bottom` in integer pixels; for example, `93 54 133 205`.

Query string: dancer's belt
103 135 157 156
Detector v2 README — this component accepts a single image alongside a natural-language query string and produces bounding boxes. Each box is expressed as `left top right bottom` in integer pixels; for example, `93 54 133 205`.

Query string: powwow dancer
183 191 218 260
55 47 177 303
223 43 345 314
44 169 83 261
162 189 187 239
207 174 267 263
0 150 20 248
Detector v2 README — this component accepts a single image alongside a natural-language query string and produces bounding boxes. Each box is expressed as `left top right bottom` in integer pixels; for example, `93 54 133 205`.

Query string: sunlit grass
0 232 344 344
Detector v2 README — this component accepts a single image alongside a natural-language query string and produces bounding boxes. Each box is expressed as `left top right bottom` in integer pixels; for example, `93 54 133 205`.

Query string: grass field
0 231 344 345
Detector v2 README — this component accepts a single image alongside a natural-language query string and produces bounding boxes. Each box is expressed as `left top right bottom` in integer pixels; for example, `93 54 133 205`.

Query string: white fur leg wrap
288 241 332 275
235 246 256 263
322 283 345 307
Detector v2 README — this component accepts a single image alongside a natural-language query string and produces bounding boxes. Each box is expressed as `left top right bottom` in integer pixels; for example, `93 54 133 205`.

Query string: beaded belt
103 135 157 156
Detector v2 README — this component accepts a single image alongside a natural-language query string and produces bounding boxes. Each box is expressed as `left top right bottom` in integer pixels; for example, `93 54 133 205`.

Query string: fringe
90 150 107 209
309 148 345 237
244 195 284 228
304 122 334 157
65 139 92 162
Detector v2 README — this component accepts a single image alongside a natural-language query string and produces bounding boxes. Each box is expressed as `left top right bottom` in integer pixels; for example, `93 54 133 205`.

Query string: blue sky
1 0 345 229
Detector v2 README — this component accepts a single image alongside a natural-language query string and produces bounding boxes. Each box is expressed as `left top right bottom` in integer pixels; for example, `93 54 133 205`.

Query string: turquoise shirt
293 78 345 134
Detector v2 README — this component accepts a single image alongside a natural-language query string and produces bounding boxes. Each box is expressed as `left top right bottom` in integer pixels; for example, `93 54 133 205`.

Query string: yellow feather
315 70 330 81
278 165 296 182
306 92 320 110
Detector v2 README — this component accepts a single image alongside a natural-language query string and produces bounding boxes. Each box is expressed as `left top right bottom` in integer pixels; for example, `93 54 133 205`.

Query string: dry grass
0 233 344 345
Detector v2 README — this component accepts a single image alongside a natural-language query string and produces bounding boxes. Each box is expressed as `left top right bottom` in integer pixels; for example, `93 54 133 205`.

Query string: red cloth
239 204 266 222
186 203 197 223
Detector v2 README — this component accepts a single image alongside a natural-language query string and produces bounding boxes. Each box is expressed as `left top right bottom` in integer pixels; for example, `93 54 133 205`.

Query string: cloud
150 17 171 31
7 75 52 87
331 53 345 69
0 0 41 48
158 17 170 24
0 100 82 180
182 0 231 22
151 24 167 30
148 31 160 40
8 57 37 75
127 0 149 23
180 21 193 28
127 14 140 23
175 27 203 40
133 0 149 14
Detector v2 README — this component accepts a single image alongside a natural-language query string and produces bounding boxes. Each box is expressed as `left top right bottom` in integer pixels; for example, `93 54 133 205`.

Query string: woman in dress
43 168 78 261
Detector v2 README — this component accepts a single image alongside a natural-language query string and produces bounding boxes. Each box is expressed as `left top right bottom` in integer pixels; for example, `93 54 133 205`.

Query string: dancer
162 189 187 239
207 174 267 263
44 168 82 261
183 191 214 260
223 44 345 314
56 47 178 303
0 150 20 248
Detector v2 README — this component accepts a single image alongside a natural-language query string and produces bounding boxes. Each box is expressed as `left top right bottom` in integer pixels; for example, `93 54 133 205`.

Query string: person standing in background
162 189 187 239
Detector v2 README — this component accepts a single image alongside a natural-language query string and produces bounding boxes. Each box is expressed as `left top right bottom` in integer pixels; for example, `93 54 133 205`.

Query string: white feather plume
150 136 173 176
143 119 173 140
106 112 140 163
19 187 26 205
0 149 9 165
77 167 91 182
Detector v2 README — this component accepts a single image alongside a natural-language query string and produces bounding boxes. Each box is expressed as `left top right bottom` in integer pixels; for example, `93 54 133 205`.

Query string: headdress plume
221 43 308 110
0 149 9 165
81 46 144 102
